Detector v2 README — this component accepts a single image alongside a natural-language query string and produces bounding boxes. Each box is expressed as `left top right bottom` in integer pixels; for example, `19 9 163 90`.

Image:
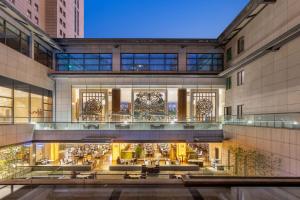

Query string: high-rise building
5 0 84 38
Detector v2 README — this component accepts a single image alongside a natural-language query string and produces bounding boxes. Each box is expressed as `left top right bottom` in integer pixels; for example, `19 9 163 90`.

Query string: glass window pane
134 54 148 59
14 87 29 123
85 54 99 59
31 93 43 122
121 59 133 65
0 107 12 124
135 59 148 64
0 86 12 97
121 65 133 71
165 54 177 59
187 59 197 65
100 59 112 65
187 54 197 59
150 54 164 59
0 97 12 107
165 59 177 64
69 59 84 65
121 54 133 59
100 65 112 71
69 64 84 71
100 54 112 59
85 59 99 65
150 59 164 65
69 54 84 59
85 65 99 71
57 59 68 64
57 64 69 71
57 54 69 59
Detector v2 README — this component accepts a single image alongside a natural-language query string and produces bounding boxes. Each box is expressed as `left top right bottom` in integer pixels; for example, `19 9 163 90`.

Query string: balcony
33 122 224 143
224 113 300 129
35 122 222 131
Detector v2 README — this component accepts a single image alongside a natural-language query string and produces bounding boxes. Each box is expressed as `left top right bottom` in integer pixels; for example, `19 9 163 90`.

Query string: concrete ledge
0 124 34 147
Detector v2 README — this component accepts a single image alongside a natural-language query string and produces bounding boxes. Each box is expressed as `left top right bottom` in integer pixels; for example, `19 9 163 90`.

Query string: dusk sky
84 0 249 38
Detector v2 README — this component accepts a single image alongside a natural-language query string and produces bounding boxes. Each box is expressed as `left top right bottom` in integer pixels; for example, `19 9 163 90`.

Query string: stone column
177 88 187 122
178 47 187 72
112 88 121 121
112 46 120 72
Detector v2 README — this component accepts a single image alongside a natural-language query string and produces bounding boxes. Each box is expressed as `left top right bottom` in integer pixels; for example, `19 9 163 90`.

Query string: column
178 47 187 72
112 46 120 72
112 88 121 121
177 88 187 122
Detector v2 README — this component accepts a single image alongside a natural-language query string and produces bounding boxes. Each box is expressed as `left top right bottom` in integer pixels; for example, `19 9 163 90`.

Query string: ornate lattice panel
133 90 166 121
81 91 106 121
192 91 216 122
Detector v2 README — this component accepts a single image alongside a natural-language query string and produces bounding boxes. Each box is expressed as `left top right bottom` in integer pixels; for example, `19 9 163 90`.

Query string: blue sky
84 0 249 38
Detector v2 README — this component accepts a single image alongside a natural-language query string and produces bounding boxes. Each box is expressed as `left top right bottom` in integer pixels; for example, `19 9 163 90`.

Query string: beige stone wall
224 0 300 114
0 43 54 91
0 124 34 147
222 125 300 176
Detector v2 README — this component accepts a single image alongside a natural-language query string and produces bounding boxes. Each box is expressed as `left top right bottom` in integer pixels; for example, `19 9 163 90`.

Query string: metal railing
224 113 300 129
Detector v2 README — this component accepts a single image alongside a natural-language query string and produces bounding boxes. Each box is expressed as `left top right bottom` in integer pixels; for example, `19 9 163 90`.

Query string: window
56 53 113 71
226 77 232 90
187 53 223 72
34 16 39 25
226 48 232 62
237 70 245 86
14 81 30 123
121 53 178 71
27 10 32 19
224 106 232 116
237 36 245 54
5 21 30 56
34 4 39 12
0 77 13 124
237 105 243 119
0 76 52 124
0 17 30 56
34 41 53 68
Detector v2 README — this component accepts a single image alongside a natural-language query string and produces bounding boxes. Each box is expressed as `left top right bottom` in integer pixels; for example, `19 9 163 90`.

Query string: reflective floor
1 185 300 200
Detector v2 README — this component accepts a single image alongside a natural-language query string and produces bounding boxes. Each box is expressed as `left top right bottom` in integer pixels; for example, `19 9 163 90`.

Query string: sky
84 0 249 38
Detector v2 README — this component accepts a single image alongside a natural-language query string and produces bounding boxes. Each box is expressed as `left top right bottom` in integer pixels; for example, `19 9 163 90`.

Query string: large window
14 82 30 123
34 41 53 68
0 17 30 56
121 53 178 71
0 77 13 124
237 36 245 54
226 77 232 90
56 53 112 71
237 70 245 86
0 76 53 124
187 53 223 72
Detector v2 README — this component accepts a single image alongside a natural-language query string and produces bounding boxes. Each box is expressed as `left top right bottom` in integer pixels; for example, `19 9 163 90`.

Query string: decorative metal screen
81 91 106 121
191 91 216 122
133 90 166 121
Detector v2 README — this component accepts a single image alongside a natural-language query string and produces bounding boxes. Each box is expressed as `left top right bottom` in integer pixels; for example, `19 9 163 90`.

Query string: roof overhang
218 0 276 46
0 0 62 51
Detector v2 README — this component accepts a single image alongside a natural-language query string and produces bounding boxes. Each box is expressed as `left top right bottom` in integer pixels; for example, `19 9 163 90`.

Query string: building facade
0 0 299 179
4 0 84 38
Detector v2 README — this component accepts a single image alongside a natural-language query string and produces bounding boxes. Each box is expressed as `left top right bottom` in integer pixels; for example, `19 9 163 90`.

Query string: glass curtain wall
0 16 30 56
0 76 53 124
71 85 223 123
121 54 178 71
56 54 112 71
